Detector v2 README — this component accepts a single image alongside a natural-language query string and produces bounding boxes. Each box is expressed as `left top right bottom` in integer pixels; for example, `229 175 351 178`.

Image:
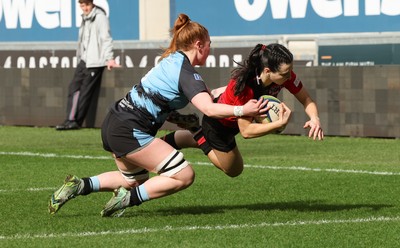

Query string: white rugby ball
255 95 281 122
255 95 285 133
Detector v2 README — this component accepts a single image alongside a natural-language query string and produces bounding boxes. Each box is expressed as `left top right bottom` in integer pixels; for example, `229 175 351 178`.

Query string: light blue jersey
129 52 207 129
104 51 209 156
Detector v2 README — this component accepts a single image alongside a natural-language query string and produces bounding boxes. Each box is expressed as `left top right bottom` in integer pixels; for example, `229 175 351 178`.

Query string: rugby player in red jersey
164 43 324 177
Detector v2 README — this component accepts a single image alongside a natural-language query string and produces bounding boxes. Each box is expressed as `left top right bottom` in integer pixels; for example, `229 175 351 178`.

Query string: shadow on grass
150 201 393 216
52 201 393 218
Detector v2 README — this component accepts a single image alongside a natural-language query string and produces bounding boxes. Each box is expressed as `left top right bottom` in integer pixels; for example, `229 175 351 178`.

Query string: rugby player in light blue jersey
49 13 267 217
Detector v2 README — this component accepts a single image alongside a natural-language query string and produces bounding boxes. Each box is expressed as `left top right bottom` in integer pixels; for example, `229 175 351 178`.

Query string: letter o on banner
234 0 267 21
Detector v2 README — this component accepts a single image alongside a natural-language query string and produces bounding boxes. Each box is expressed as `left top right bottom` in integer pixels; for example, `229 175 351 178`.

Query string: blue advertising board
173 0 400 36
1 0 399 42
0 0 139 42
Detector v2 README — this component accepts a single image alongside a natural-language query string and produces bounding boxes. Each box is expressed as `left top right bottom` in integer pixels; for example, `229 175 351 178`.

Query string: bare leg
96 171 132 191
174 130 198 148
207 146 244 177
173 130 244 177
117 138 195 199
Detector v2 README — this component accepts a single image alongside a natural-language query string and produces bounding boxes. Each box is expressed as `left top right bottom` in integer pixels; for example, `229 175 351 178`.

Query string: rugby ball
255 95 282 124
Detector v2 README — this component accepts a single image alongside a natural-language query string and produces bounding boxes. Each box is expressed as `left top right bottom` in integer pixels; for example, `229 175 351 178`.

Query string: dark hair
78 0 93 4
231 43 293 96
160 13 209 60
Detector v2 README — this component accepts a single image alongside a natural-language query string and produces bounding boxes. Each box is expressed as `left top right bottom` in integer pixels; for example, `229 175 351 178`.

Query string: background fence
1 65 399 138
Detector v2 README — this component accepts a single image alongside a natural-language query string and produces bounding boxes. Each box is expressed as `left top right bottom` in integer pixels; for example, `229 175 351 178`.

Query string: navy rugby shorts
101 111 154 158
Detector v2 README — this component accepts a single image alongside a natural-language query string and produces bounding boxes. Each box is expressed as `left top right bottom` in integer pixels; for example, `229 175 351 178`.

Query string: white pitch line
0 216 399 240
2 151 400 176
0 151 111 160
0 187 58 193
193 162 400 176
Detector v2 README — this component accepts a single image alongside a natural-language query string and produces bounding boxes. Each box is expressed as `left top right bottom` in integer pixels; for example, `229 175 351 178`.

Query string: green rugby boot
101 187 130 217
48 175 81 214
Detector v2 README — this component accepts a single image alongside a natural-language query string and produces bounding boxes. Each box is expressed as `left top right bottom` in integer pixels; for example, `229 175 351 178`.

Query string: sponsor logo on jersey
193 73 203 81
294 77 301 87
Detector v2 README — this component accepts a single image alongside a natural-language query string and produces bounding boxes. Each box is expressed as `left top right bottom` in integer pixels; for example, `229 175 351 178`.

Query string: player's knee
178 166 195 189
225 170 242 178
225 165 243 178
154 150 195 190
155 150 188 176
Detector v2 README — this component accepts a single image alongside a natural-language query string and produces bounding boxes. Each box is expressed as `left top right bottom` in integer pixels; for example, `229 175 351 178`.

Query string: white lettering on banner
3 56 11 67
343 0 359 16
380 0 400 15
232 55 242 67
3 55 78 68
311 0 344 18
2 54 244 69
124 56 133 68
234 0 400 21
206 55 216 67
35 0 68 29
321 61 375 66
270 0 308 19
0 0 109 29
206 54 242 68
139 55 147 68
60 0 72 27
29 56 35 68
1 0 35 28
219 55 230 67
233 0 267 21
17 56 25 68
39 57 47 67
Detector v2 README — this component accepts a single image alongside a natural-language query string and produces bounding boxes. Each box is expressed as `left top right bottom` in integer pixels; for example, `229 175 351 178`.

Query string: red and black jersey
216 71 303 128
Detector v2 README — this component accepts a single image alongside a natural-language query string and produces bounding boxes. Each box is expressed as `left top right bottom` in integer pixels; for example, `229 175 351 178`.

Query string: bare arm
191 92 267 119
294 87 324 140
238 102 292 139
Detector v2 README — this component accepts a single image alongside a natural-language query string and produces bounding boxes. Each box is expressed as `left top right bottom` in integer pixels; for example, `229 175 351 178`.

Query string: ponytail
232 44 265 95
160 13 209 61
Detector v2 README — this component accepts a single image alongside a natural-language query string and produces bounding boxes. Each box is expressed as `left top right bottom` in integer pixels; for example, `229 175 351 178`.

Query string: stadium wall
1 0 399 138
0 65 399 138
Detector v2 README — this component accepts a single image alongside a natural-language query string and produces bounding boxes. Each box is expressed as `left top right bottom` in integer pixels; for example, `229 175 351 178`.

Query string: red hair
160 13 209 60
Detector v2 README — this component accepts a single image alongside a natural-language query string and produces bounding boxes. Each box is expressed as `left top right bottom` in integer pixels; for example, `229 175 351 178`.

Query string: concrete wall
278 66 400 138
1 66 399 138
139 0 170 40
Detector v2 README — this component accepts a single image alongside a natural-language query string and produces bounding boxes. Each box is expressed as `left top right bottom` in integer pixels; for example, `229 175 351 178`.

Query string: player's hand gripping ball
255 95 286 133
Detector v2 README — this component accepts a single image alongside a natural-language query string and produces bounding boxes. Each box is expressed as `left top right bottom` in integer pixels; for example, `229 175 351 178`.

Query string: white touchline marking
1 151 400 176
0 216 399 240
194 162 400 176
0 187 58 193
0 151 111 160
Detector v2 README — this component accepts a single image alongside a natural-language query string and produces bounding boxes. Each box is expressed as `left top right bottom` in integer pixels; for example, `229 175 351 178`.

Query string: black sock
80 178 92 195
193 129 212 155
161 132 181 150
129 188 143 206
190 126 202 134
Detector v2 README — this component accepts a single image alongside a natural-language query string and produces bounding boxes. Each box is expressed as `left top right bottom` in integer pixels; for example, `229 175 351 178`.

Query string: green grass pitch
0 126 400 247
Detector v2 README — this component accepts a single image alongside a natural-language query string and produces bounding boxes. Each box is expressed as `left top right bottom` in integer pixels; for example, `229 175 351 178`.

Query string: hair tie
261 45 266 51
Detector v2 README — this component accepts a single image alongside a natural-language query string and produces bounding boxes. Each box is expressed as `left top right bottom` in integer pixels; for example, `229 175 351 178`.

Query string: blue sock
89 176 100 192
129 184 149 206
136 184 149 202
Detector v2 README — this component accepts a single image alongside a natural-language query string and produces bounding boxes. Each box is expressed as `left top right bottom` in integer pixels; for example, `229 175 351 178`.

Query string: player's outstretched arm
191 92 267 119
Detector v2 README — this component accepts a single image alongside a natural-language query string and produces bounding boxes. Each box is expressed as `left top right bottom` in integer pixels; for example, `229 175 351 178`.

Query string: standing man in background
56 0 120 131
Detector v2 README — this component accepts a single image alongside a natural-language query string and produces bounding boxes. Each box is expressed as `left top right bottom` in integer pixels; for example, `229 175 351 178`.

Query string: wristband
233 106 244 117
